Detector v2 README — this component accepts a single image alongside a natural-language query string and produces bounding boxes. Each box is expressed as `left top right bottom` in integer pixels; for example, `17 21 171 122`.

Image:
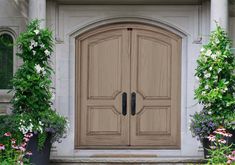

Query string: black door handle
122 92 127 116
131 92 136 115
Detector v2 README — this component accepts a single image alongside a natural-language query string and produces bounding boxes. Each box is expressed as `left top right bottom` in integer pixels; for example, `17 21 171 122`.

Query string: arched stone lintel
69 16 189 39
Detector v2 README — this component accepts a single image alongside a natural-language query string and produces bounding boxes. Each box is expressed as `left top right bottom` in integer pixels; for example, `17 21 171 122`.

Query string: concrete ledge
50 156 205 164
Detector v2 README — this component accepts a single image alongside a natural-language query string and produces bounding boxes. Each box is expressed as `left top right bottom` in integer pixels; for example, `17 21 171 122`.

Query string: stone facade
1 0 235 162
0 0 27 115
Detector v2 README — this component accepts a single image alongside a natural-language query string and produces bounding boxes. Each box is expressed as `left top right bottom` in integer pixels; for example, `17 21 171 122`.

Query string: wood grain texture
75 23 181 148
76 26 130 146
130 25 181 148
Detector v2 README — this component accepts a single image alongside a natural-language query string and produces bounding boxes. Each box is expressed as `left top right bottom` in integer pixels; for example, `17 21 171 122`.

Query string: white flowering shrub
194 25 235 128
11 20 53 114
9 20 68 149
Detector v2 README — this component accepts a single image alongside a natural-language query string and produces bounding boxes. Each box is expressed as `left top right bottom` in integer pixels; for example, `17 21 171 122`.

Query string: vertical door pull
122 92 127 116
131 92 136 115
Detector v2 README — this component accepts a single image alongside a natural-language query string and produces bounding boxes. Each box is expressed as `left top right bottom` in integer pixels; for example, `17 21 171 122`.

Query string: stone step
50 157 205 165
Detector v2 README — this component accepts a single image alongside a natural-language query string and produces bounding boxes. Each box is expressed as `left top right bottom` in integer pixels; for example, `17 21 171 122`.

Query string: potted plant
7 20 68 164
0 115 33 164
190 109 219 158
190 25 235 158
206 127 235 164
0 131 33 165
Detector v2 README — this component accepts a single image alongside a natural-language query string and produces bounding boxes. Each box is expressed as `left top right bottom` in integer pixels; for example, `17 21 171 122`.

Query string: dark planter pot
202 138 210 159
26 133 52 165
228 129 235 149
202 129 235 159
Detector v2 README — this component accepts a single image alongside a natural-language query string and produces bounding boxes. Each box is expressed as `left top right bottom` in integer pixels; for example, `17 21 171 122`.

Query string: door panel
77 27 130 146
88 35 121 99
76 24 181 148
130 27 181 148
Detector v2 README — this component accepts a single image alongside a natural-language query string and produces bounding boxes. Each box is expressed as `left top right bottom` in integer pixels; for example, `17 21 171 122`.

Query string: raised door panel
137 106 171 135
137 35 171 99
76 27 130 147
88 36 122 99
130 27 181 148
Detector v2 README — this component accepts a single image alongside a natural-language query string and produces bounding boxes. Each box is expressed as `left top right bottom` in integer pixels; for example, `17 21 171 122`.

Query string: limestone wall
0 0 27 115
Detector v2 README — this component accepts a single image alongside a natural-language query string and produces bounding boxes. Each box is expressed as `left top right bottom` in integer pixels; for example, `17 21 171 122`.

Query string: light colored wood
76 23 181 148
130 25 181 148
76 26 131 146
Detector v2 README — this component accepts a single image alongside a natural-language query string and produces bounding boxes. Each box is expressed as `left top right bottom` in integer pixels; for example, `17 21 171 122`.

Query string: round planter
228 129 235 150
202 138 210 159
26 133 52 165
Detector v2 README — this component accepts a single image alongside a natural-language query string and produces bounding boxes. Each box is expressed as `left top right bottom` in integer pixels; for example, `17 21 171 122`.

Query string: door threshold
90 154 158 157
50 156 205 164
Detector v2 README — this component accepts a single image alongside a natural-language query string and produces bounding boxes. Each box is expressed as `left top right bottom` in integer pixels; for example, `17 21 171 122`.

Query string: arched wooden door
75 24 181 149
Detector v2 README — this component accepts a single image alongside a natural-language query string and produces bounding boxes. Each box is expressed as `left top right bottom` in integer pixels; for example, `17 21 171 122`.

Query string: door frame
73 18 186 149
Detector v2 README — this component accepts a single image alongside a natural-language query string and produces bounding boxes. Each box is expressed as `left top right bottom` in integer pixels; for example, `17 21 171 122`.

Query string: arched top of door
70 16 188 39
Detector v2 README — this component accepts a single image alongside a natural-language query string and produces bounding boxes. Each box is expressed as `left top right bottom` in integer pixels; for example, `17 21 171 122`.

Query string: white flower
205 73 211 78
200 47 205 52
34 29 40 35
18 121 34 134
211 54 217 60
44 49 50 56
205 85 209 90
221 89 226 93
35 65 46 75
209 67 212 70
205 49 212 56
203 57 207 62
42 70 46 75
40 44 45 48
30 40 38 47
208 111 212 115
35 64 44 74
51 93 55 100
215 38 220 44
202 91 206 95
30 39 35 44
39 121 44 126
38 126 43 133
216 51 221 56
32 50 36 55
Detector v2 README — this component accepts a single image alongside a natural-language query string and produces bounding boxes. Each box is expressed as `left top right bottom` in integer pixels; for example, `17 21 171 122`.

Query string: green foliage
194 25 235 124
0 127 33 164
38 133 47 150
191 25 235 140
0 115 24 142
7 19 68 149
11 19 53 114
206 128 234 164
190 109 218 140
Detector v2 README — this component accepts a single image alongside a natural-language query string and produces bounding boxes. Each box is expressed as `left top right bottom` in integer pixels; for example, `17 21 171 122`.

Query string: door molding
47 3 206 156
69 16 188 40
74 19 185 149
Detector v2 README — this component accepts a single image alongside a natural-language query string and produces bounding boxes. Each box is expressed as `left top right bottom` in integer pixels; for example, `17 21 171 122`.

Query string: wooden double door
75 23 181 149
